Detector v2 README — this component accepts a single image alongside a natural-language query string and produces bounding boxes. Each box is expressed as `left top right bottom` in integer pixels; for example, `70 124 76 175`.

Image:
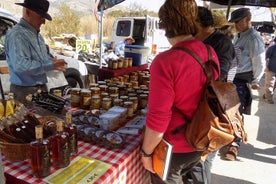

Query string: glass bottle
64 112 78 156
30 125 51 178
51 121 70 168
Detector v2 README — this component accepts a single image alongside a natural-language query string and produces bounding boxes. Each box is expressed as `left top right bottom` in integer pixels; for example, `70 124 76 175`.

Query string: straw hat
213 14 233 28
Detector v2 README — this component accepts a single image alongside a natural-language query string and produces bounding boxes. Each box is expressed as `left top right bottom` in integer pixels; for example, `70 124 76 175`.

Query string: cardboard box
124 45 149 66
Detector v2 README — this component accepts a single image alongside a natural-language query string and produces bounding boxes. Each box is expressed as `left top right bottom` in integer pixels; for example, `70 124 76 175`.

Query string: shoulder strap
171 45 219 135
172 45 219 83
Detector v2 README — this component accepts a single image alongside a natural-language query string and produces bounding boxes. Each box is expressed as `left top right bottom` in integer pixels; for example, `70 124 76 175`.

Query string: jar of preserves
91 95 101 110
80 89 91 110
120 95 129 102
99 85 108 94
127 58 133 67
97 81 107 86
139 94 148 109
117 84 127 97
70 88 81 107
102 98 112 110
113 98 123 107
117 59 123 69
123 58 128 68
124 101 134 118
108 87 119 95
90 87 101 97
112 60 118 70
89 83 99 88
129 96 138 112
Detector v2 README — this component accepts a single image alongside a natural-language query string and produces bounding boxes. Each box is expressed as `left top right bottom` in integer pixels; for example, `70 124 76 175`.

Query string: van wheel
64 68 84 88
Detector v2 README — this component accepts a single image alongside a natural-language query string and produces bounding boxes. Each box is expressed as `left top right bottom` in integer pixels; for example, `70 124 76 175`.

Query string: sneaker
263 94 274 104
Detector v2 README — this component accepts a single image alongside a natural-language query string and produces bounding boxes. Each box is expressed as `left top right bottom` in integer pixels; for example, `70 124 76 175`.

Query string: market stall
0 66 151 183
3 134 150 184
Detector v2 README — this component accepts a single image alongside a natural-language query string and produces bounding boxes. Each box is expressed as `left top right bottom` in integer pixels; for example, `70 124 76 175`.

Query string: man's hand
251 83 260 90
53 57 67 72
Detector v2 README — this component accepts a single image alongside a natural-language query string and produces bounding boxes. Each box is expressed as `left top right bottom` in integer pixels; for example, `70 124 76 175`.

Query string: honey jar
117 59 123 69
123 58 128 68
113 99 123 107
127 58 133 67
120 95 129 102
112 60 118 70
129 96 138 112
80 89 91 110
70 88 81 107
102 98 112 110
91 95 101 110
139 94 148 109
108 87 119 95
99 85 108 94
90 87 101 97
118 84 127 97
124 101 134 118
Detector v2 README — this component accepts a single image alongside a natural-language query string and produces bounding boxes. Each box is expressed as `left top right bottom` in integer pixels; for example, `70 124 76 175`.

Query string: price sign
76 40 93 53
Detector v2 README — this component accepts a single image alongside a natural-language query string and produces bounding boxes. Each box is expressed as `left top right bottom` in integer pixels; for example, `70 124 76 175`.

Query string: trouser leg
265 70 276 101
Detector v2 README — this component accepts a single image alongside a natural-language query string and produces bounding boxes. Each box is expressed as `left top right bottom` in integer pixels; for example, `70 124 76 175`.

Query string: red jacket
146 39 220 153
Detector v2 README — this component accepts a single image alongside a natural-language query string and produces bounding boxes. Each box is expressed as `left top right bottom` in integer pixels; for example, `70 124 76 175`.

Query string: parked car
0 8 88 94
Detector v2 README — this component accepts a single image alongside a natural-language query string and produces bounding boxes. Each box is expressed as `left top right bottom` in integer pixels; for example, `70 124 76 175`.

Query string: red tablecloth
3 134 150 184
98 64 148 80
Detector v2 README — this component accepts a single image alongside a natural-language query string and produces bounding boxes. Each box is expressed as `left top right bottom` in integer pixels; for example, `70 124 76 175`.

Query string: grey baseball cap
229 8 251 23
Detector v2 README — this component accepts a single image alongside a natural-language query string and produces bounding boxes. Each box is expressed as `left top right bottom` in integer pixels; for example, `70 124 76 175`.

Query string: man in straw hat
5 0 67 105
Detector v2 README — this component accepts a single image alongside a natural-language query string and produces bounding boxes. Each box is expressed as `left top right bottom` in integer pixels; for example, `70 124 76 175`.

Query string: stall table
3 134 150 184
98 64 148 81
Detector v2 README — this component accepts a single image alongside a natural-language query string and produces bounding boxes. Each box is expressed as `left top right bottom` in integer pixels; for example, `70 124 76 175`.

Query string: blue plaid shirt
5 18 53 86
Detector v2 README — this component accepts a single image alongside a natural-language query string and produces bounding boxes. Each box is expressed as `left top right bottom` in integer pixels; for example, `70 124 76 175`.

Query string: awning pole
99 5 104 69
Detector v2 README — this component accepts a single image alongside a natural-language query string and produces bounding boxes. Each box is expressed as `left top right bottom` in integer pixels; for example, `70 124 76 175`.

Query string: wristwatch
140 148 153 157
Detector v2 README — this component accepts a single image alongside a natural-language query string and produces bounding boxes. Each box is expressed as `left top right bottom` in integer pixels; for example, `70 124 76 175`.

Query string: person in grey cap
224 7 265 161
5 0 67 105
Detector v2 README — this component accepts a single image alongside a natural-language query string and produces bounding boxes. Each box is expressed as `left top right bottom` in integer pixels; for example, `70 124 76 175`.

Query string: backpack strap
172 45 219 83
171 45 219 135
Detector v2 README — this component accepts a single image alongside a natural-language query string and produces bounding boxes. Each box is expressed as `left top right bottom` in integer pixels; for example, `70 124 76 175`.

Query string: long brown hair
158 0 198 38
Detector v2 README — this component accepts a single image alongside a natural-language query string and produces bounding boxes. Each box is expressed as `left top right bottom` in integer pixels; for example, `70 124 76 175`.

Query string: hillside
0 0 99 17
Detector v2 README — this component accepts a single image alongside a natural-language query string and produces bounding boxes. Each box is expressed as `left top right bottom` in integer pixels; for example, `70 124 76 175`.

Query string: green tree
42 5 80 40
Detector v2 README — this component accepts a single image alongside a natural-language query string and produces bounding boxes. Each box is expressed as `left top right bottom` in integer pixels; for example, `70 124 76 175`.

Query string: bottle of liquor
51 121 70 168
64 112 78 156
30 125 51 178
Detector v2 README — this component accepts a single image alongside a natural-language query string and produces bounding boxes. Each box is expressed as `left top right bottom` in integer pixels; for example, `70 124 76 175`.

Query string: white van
112 16 171 58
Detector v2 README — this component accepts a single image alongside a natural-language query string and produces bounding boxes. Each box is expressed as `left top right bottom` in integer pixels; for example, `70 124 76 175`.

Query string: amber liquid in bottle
30 125 51 178
64 112 78 156
51 121 70 168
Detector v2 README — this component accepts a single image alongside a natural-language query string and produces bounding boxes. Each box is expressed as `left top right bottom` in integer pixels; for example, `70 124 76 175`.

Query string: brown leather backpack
172 45 247 153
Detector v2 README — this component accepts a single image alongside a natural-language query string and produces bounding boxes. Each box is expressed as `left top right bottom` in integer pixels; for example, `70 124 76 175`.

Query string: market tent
203 0 276 18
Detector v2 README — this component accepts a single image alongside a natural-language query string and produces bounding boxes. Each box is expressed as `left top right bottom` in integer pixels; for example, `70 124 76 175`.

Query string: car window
0 18 16 60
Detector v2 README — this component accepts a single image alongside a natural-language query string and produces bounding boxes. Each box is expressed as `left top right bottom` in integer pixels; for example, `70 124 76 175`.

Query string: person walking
224 7 266 160
194 7 236 184
263 37 276 104
5 0 67 105
195 6 235 82
140 0 220 184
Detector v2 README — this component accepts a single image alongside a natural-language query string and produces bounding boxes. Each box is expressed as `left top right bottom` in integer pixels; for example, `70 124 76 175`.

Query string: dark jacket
204 30 235 81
